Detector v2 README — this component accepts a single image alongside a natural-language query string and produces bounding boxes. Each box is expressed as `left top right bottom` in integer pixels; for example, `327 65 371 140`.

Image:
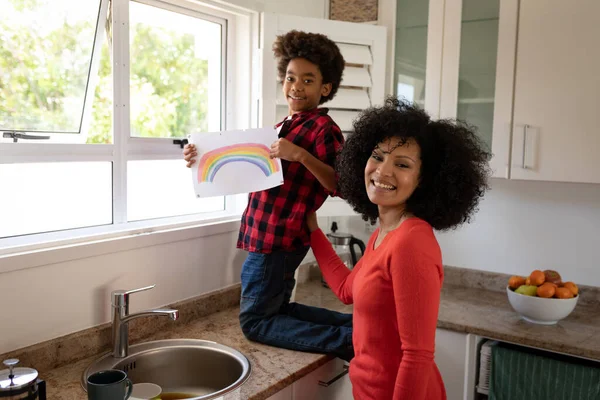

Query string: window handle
3 131 50 143
173 138 188 149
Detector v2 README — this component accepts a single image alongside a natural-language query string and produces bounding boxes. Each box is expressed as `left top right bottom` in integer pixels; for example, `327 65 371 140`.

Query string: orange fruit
529 270 546 286
554 287 574 299
563 282 579 296
536 283 556 298
526 277 531 285
508 276 526 289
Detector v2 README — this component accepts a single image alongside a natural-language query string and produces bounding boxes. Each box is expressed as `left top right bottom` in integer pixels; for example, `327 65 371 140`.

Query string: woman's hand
183 144 197 168
306 211 319 233
270 138 306 162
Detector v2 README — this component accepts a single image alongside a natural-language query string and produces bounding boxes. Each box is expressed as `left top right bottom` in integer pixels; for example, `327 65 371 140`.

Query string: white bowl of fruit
506 269 579 325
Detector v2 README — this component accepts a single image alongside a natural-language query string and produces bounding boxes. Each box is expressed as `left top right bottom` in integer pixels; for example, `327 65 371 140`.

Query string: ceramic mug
87 369 133 400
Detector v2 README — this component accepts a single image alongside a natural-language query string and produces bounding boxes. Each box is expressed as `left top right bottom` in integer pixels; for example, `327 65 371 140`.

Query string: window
0 162 113 237
0 0 104 136
0 0 246 247
128 1 223 138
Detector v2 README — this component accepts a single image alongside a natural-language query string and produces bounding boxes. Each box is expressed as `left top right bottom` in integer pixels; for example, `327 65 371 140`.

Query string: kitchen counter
437 284 600 360
40 276 600 399
41 281 352 400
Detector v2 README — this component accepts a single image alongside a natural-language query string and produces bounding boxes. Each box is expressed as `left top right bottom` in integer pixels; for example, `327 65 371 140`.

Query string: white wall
263 0 328 18
0 229 246 354
207 0 327 18
436 179 600 286
336 179 600 287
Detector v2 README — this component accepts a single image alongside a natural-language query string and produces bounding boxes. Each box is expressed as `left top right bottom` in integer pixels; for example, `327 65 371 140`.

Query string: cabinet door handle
522 124 529 169
318 364 349 387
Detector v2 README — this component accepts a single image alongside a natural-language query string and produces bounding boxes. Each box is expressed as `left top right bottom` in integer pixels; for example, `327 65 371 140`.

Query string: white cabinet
266 385 293 400
268 331 482 400
383 0 600 184
266 358 352 400
292 358 353 400
508 0 600 184
436 0 516 180
435 328 480 400
435 329 469 400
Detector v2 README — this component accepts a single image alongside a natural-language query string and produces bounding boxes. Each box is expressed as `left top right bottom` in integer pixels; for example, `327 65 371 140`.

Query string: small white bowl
131 382 162 400
506 286 579 325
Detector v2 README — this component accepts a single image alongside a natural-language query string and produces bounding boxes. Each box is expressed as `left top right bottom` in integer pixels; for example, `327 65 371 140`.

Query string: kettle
0 359 46 400
322 222 366 288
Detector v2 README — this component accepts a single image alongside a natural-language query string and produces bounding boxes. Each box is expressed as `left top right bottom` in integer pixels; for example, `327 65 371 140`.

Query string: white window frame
0 0 260 265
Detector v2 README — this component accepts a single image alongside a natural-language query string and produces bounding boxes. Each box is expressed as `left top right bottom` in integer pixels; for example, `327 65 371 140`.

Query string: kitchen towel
489 342 600 400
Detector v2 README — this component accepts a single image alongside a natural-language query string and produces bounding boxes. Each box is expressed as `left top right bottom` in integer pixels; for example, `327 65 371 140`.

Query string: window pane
127 160 224 222
129 2 222 138
87 37 114 144
394 0 429 106
456 0 499 151
0 162 112 238
0 0 102 134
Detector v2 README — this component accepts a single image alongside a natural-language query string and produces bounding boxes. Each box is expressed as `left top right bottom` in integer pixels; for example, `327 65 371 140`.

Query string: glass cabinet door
394 0 430 107
456 0 500 150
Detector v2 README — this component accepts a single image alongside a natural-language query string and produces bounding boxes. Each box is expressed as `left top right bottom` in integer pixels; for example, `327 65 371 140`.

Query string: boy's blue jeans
239 247 354 361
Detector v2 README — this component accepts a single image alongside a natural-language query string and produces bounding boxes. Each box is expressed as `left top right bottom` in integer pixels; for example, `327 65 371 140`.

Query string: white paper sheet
188 128 284 197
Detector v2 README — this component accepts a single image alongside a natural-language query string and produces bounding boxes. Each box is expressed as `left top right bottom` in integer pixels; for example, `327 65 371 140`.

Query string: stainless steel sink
82 339 251 399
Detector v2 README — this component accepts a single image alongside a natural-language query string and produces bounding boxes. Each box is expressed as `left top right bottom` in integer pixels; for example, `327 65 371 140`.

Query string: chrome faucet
111 284 179 358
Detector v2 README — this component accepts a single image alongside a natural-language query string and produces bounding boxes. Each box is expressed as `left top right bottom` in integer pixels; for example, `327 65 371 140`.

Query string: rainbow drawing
197 143 280 183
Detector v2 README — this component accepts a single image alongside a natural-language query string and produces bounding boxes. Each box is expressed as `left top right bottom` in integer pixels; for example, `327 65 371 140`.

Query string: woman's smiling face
364 137 422 210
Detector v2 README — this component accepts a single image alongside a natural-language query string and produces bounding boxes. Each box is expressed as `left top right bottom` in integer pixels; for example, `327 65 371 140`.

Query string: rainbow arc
197 143 279 183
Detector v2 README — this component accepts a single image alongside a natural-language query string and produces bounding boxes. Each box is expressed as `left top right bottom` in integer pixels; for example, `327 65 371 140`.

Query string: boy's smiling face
283 57 332 114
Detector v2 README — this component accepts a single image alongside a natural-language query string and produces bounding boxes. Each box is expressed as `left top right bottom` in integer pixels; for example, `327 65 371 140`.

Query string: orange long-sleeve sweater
310 218 447 400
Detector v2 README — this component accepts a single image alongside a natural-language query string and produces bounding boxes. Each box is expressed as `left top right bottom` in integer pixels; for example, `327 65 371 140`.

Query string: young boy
183 30 352 360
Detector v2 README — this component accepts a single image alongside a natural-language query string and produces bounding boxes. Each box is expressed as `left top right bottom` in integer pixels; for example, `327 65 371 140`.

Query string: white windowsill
0 215 242 274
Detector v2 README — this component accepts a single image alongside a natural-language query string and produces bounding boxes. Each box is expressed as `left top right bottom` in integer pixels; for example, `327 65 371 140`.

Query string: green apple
515 285 538 296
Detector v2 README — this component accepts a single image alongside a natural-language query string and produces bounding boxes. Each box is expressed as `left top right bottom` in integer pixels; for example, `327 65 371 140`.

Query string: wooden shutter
261 13 387 216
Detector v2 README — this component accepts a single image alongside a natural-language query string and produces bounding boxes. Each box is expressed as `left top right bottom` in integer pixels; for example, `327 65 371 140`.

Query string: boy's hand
306 211 319 233
183 144 197 168
270 138 306 162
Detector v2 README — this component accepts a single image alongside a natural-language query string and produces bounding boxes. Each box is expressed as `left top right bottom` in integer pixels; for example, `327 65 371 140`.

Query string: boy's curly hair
337 97 491 231
272 30 345 104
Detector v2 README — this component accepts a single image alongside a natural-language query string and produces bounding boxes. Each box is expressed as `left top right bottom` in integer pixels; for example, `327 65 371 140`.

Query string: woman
307 97 490 399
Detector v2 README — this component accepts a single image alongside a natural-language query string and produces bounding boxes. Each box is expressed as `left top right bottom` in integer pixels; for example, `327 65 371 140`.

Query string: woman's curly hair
337 97 491 231
272 30 345 104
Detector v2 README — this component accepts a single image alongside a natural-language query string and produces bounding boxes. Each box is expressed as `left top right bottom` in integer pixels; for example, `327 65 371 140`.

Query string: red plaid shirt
237 108 344 253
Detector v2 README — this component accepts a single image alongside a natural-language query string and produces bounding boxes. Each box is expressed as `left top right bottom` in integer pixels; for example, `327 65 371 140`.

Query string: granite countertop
42 281 352 400
437 284 600 360
40 276 600 399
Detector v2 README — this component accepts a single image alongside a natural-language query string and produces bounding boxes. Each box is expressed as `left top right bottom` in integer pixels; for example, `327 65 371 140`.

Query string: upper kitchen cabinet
386 0 508 171
390 0 445 117
384 0 600 184
437 0 514 179
393 0 429 108
448 0 500 151
508 0 600 184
